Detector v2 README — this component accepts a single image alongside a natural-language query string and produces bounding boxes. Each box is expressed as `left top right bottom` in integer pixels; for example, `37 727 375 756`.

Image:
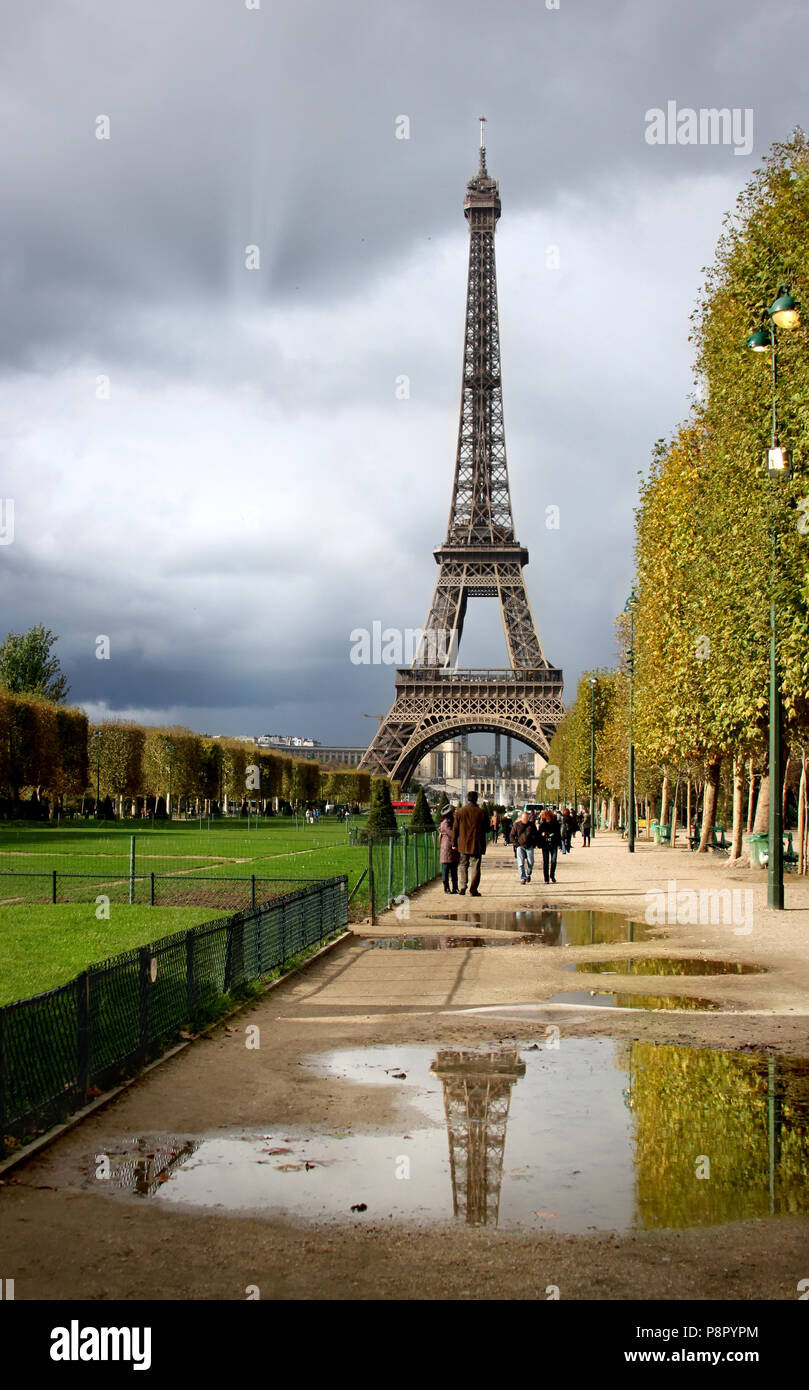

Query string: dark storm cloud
2 0 806 370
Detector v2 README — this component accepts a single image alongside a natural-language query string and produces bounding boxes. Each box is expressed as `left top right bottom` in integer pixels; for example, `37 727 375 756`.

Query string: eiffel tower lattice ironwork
360 123 564 785
430 1048 526 1226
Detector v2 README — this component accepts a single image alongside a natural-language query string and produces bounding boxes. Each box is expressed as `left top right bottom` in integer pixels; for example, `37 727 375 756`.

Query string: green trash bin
748 832 769 868
651 820 661 844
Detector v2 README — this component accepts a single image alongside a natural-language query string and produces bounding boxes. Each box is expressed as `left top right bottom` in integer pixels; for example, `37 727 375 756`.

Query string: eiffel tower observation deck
360 123 564 785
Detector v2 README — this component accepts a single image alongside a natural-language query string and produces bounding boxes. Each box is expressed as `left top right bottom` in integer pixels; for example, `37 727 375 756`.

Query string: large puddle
362 935 541 950
425 907 661 944
548 990 728 1011
83 1041 809 1232
567 957 765 977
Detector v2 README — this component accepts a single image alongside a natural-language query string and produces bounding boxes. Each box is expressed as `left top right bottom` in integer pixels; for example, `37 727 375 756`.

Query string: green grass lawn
0 903 209 1005
0 816 373 904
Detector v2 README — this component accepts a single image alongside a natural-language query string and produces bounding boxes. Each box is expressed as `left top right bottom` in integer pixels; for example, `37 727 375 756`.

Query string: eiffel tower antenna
360 129 564 785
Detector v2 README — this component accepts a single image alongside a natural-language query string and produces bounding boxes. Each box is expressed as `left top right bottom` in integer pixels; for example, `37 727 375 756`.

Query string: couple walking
512 809 561 885
438 790 487 896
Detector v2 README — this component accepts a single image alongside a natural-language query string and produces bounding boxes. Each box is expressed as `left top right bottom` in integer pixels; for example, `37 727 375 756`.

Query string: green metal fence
0 875 348 1154
366 830 440 921
0 870 345 912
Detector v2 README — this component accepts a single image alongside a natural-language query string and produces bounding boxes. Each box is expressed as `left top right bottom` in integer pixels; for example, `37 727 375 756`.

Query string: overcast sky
1 0 807 749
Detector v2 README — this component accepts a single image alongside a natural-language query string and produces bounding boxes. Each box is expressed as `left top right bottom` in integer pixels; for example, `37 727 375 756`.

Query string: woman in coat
439 809 459 894
536 808 562 884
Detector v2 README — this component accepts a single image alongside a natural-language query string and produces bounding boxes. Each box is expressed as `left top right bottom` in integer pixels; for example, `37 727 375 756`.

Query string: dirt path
2 833 808 1301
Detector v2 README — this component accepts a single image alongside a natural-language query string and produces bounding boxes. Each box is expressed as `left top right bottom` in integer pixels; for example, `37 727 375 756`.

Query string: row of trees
0 689 377 817
548 131 809 869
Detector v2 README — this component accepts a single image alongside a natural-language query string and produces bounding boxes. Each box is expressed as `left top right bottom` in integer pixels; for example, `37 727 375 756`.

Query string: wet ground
425 906 662 944
547 990 729 1010
46 1040 809 1234
566 957 766 976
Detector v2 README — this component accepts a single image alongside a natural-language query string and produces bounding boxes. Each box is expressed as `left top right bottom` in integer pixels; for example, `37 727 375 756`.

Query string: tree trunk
645 798 651 838
698 757 721 852
608 796 618 831
670 773 681 846
746 759 756 834
731 756 745 860
782 754 792 829
753 774 769 835
660 770 670 829
686 778 692 833
797 753 807 876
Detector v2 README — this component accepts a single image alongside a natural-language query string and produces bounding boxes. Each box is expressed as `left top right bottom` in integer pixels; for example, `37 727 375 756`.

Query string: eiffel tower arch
360 123 564 785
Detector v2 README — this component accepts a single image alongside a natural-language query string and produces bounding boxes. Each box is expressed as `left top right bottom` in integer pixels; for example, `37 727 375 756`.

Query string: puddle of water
568 957 765 977
82 1041 809 1233
425 907 662 945
361 935 541 950
548 990 727 1011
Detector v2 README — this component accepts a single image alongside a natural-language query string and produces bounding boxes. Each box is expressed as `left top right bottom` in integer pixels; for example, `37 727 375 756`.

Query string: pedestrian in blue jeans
511 811 537 884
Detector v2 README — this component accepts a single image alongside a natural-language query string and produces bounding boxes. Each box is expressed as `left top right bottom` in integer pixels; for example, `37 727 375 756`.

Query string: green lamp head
746 327 771 351
768 291 800 329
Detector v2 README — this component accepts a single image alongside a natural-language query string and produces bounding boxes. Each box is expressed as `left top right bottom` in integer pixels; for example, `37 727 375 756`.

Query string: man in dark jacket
452 790 487 896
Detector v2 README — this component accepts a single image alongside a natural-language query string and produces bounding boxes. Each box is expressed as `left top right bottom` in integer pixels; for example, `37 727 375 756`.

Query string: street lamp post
746 289 800 911
588 675 597 838
624 592 637 853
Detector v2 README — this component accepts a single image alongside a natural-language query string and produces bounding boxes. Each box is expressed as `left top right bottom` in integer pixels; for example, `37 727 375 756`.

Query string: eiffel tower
360 122 564 785
430 1048 526 1226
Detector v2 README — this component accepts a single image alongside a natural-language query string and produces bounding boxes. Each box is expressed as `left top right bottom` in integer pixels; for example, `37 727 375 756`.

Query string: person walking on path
581 810 591 847
439 808 460 894
501 812 513 848
491 810 501 844
452 790 487 896
511 810 537 884
561 807 576 855
537 808 562 884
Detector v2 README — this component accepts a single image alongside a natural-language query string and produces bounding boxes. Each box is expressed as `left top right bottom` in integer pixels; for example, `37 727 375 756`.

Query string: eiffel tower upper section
415 122 549 670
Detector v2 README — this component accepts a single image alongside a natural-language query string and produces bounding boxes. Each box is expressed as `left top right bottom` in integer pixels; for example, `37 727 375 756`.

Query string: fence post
251 874 256 910
185 930 195 1019
224 920 233 992
76 971 90 1103
0 1008 6 1158
402 831 408 898
138 948 150 1063
368 839 376 926
387 837 393 911
129 835 136 904
150 872 155 907
51 869 57 904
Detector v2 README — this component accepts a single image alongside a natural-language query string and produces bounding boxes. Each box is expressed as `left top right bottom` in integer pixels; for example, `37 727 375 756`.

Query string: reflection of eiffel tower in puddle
102 1138 199 1196
430 1049 525 1226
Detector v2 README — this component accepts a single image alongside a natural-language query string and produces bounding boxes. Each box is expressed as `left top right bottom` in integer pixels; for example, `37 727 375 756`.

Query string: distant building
256 737 366 768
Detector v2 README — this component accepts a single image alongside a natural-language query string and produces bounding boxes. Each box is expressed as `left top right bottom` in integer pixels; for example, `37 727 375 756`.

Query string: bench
748 831 798 869
689 823 728 852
